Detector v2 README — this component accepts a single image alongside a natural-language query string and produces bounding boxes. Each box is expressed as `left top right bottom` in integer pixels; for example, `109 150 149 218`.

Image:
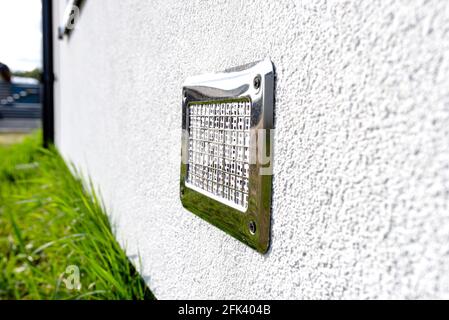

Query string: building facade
52 0 449 299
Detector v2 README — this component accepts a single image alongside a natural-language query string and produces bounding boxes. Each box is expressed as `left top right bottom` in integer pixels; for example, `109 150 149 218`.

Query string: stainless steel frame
58 0 84 39
180 58 274 253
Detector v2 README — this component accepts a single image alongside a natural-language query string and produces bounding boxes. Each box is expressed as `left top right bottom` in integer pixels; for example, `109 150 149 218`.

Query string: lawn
0 132 154 300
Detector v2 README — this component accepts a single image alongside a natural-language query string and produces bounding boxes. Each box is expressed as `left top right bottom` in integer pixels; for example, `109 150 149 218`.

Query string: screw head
253 75 261 90
249 221 257 235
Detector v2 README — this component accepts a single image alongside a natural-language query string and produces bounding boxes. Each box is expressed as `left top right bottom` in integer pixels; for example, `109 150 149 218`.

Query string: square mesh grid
186 99 251 211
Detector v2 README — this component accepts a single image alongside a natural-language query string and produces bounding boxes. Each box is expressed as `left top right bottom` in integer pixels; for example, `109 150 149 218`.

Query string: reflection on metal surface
180 58 274 253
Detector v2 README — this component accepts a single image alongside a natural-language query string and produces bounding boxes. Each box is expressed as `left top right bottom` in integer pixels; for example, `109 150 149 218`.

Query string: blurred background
0 0 42 144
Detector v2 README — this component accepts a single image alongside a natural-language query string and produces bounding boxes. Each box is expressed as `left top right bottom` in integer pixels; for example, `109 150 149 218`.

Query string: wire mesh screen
186 99 251 211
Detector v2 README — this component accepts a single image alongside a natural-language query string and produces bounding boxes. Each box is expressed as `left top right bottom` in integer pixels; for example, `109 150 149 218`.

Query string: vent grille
185 99 251 211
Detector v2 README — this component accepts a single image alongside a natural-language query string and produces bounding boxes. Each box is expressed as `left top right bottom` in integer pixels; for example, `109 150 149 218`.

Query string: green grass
0 132 154 300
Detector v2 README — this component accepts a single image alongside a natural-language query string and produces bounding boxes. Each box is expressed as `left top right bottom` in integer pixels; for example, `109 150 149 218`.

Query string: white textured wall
53 0 449 299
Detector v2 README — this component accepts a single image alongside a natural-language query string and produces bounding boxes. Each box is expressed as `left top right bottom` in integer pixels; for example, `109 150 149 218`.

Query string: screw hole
249 221 257 235
253 75 261 90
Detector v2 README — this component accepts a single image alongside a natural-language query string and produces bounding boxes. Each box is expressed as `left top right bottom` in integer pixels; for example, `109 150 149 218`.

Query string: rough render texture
53 0 449 299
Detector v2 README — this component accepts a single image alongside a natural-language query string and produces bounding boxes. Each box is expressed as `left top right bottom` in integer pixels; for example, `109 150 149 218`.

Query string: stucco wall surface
53 0 449 299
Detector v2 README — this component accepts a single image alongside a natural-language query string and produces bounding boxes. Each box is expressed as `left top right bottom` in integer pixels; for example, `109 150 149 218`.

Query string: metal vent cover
180 58 274 253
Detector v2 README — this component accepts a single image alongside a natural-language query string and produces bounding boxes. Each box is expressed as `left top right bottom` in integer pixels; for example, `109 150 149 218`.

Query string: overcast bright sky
0 0 42 72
